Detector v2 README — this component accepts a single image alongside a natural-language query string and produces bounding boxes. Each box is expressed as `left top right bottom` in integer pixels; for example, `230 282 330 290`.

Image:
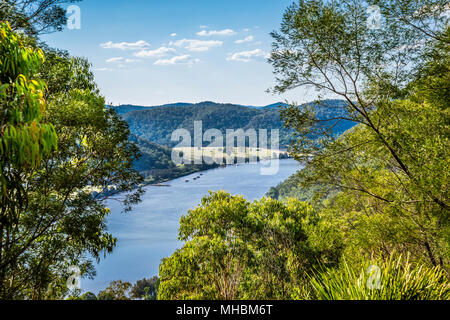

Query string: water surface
83 159 301 293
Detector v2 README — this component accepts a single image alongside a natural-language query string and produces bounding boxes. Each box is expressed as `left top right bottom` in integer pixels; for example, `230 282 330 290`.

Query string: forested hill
113 99 351 148
111 101 284 115
112 103 193 115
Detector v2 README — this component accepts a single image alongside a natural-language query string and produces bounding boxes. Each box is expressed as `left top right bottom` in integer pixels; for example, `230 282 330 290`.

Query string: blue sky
42 0 317 106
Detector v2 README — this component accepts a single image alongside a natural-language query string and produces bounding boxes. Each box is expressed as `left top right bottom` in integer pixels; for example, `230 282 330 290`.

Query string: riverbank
142 163 220 186
143 150 291 187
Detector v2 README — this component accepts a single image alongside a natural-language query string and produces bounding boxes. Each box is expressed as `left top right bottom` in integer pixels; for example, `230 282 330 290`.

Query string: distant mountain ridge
110 101 290 115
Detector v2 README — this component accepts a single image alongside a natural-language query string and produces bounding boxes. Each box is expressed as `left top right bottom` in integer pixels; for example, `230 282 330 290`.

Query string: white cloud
200 25 208 29
100 40 150 50
169 39 223 52
133 47 176 58
235 35 254 44
106 57 124 63
226 49 269 62
170 33 177 37
106 57 138 63
93 67 113 72
196 29 236 37
243 28 251 32
154 55 200 66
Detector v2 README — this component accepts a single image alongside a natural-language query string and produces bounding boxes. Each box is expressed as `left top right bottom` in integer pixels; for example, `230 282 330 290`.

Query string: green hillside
266 100 356 201
116 100 352 149
266 164 338 202
119 102 292 147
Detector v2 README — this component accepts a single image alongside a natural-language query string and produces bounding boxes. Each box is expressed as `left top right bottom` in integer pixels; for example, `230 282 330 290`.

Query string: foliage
274 97 449 268
131 134 218 184
38 47 98 96
267 164 338 203
80 291 97 300
1 0 448 301
79 0 450 301
0 0 80 36
158 191 335 300
0 21 57 188
299 253 450 300
269 0 448 204
0 25 143 299
269 0 449 272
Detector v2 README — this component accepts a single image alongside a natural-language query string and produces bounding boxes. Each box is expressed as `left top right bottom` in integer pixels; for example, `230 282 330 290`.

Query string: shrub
302 253 449 300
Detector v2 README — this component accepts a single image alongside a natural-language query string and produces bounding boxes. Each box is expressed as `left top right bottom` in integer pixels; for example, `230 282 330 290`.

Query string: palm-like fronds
306 254 449 300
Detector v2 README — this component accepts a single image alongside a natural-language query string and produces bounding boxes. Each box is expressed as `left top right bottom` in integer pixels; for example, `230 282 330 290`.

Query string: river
82 159 301 293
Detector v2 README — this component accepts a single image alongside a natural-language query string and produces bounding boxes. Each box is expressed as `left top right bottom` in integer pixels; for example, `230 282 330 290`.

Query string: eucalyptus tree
0 23 144 299
0 0 80 36
269 0 449 267
0 21 58 298
158 191 324 300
